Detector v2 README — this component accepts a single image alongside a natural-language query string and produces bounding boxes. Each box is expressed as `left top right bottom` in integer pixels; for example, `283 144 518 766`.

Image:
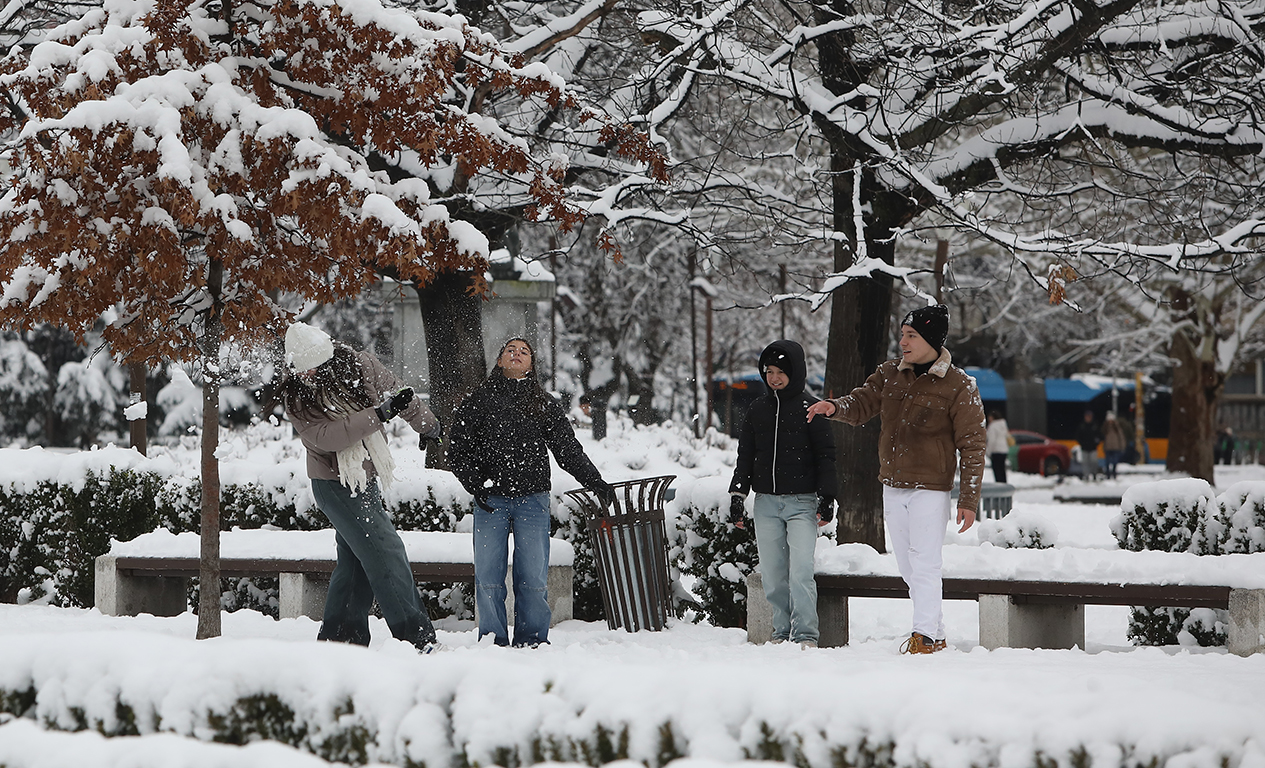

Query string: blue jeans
1104 450 1122 479
311 478 435 647
474 493 552 647
752 493 819 643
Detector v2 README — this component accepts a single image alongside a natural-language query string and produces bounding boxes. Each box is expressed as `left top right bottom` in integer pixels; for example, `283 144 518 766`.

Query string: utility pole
549 248 557 390
934 240 949 303
689 250 699 437
779 263 787 338
1135 371 1147 462
705 291 714 433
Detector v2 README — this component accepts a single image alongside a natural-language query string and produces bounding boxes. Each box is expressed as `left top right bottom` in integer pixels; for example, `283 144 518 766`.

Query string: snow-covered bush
1111 478 1225 646
975 511 1058 549
551 498 606 622
0 459 469 616
1111 478 1218 555
1216 481 1265 554
0 469 168 606
53 358 127 448
0 338 49 444
672 484 759 628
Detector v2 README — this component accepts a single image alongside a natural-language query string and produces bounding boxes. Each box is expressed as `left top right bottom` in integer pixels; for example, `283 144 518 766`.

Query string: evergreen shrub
672 495 758 627
1110 479 1265 647
0 466 471 618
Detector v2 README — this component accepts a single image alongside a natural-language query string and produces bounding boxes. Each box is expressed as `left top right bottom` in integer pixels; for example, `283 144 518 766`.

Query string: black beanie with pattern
901 304 950 352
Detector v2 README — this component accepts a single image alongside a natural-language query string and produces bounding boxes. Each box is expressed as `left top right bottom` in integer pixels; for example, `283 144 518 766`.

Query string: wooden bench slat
115 557 476 581
815 574 1233 609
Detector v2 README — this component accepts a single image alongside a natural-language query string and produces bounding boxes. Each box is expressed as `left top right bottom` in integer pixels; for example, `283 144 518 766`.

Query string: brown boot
899 632 946 654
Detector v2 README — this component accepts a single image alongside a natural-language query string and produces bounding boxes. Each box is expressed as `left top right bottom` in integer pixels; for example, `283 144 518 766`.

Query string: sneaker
417 641 448 654
899 632 946 654
799 640 818 649
770 637 787 645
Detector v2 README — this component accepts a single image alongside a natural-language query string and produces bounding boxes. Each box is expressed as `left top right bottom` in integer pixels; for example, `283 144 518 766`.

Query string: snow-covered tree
631 0 1265 547
53 355 126 447
0 0 658 637
0 336 48 443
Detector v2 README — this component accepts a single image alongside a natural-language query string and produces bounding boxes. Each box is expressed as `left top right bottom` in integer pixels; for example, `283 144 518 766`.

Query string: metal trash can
564 475 676 632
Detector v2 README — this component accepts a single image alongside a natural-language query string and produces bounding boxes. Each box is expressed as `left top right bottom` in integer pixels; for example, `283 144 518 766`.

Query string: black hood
758 340 807 399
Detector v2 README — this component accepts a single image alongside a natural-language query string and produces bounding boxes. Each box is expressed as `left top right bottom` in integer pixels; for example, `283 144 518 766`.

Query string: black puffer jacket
449 371 604 498
729 340 837 498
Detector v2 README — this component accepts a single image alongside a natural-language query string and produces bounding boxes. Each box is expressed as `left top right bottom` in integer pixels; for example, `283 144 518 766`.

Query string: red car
1010 430 1071 476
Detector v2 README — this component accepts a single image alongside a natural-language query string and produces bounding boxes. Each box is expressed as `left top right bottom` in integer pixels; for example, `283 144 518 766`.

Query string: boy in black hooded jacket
728 340 837 647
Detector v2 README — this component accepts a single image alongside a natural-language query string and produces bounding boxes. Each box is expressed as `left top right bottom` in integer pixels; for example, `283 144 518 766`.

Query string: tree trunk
418 272 486 469
823 269 893 552
197 259 224 640
815 0 897 552
129 362 147 456
1166 329 1222 482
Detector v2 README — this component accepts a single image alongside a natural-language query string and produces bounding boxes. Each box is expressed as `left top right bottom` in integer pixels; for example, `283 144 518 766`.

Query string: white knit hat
285 322 334 372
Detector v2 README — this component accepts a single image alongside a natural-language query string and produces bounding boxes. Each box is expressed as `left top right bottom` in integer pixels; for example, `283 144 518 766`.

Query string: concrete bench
746 571 1265 656
95 529 574 626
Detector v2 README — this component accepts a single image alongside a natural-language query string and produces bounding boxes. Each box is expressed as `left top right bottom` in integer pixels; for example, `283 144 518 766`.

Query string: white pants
882 486 951 640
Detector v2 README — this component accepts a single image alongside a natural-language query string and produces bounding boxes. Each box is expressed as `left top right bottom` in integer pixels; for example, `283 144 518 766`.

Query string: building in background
388 249 555 393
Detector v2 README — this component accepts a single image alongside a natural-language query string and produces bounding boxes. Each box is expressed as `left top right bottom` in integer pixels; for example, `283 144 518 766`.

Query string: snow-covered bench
745 543 1265 656
95 529 574 626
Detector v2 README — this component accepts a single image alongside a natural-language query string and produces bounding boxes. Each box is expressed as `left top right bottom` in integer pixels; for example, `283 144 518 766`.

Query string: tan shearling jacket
825 348 988 512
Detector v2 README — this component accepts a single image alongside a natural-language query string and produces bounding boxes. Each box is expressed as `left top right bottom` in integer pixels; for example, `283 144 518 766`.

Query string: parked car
1010 430 1071 476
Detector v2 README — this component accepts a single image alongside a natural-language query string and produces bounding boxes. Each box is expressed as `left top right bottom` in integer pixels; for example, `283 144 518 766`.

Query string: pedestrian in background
278 322 444 653
449 337 615 648
1215 425 1236 465
1075 410 1101 480
1102 412 1127 480
728 340 836 649
807 305 985 654
985 410 1010 483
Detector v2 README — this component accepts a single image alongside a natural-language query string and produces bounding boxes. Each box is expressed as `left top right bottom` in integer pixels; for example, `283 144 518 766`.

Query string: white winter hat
285 322 334 372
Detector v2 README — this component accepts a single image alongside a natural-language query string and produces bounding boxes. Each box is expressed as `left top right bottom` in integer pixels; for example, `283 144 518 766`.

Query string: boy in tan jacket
807 304 986 653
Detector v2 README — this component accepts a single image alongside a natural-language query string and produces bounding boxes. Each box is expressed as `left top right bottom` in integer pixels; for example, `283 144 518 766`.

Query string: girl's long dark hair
492 337 551 417
278 344 373 418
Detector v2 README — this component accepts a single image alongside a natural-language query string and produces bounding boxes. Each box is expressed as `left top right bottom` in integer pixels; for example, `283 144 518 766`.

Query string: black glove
420 421 444 449
728 495 746 525
817 495 835 524
375 387 414 423
591 481 617 510
472 491 493 513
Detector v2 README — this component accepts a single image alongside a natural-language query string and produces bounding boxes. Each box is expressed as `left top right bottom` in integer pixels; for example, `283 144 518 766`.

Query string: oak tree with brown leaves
0 0 661 638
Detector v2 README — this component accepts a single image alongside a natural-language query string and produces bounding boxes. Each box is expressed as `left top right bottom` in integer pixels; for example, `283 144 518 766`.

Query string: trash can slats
565 475 676 632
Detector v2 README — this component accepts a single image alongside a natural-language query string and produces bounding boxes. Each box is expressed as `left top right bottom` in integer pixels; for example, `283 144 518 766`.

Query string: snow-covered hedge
0 421 762 627
1112 478 1219 556
1111 478 1265 646
671 478 758 627
975 510 1058 549
1218 481 1265 554
3 628 1264 768
0 432 471 616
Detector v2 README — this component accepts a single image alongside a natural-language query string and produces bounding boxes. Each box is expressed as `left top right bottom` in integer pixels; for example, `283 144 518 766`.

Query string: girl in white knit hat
277 322 444 653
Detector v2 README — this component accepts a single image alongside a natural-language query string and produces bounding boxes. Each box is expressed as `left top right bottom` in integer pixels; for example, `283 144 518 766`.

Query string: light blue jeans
752 492 819 643
473 492 552 647
311 478 435 648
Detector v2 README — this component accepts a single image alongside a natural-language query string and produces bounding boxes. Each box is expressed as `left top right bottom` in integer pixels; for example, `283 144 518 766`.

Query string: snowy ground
2 428 1265 767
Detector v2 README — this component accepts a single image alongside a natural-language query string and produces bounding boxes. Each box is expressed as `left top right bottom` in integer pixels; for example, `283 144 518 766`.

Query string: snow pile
975 510 1059 549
